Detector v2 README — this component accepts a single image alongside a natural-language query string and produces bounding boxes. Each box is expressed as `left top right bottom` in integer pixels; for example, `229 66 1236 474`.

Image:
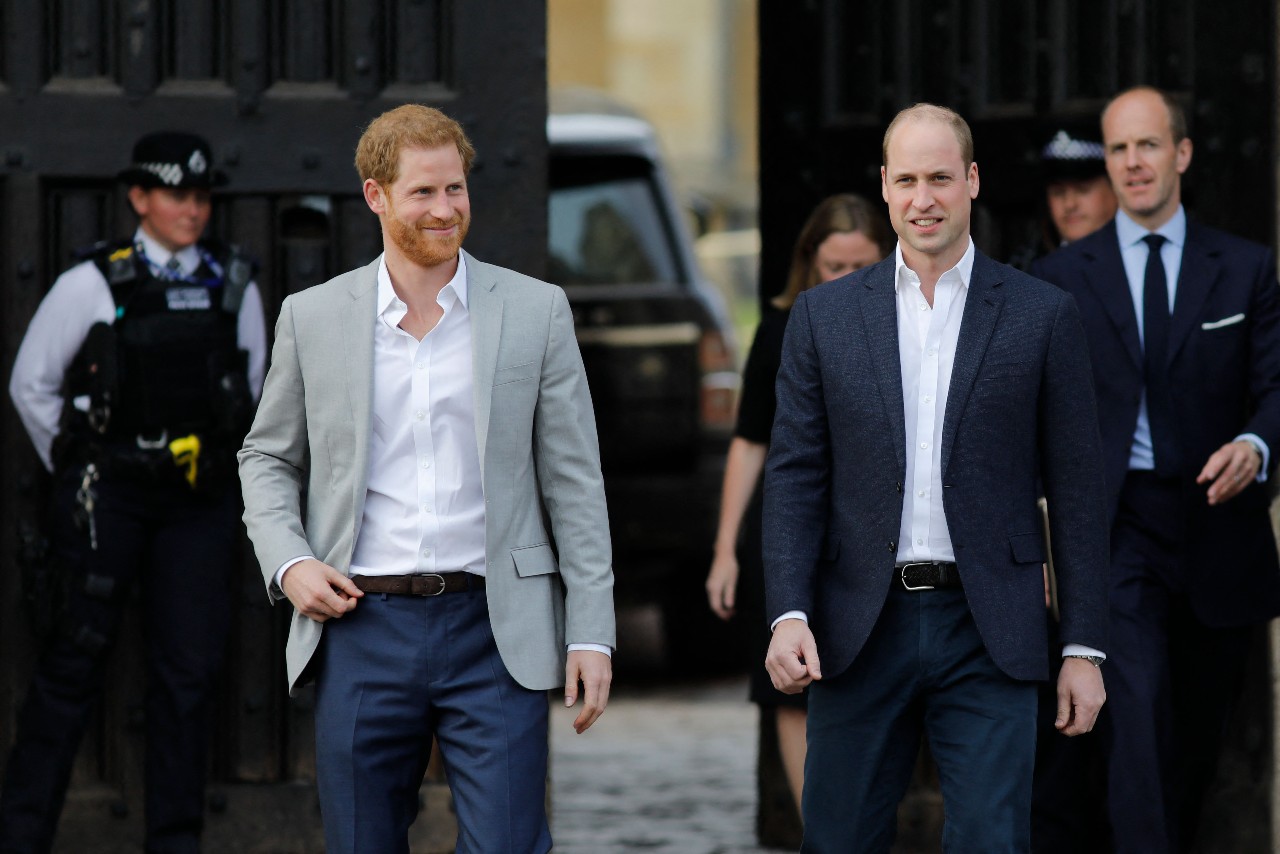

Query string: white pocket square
1201 313 1245 330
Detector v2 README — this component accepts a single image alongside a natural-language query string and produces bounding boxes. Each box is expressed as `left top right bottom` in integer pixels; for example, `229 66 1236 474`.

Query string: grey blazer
238 250 615 695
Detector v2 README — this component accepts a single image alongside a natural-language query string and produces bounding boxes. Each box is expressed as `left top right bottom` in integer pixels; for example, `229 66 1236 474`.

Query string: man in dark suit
1031 85 1280 854
764 103 1110 852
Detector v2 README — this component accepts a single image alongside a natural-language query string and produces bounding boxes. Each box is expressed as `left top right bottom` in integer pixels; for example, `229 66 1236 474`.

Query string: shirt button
416 361 426 370
415 410 425 421
916 538 924 545
918 490 926 497
924 395 933 403
422 548 431 557
422 504 433 514
918 302 927 310
920 441 929 450
420 458 431 469
928 349 937 357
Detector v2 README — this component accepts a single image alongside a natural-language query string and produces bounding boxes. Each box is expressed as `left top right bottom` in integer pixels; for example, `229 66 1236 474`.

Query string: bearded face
385 193 470 268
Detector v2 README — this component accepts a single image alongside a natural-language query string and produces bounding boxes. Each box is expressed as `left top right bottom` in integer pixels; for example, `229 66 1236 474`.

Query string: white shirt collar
375 252 469 319
892 238 976 293
1115 205 1186 251
134 227 200 273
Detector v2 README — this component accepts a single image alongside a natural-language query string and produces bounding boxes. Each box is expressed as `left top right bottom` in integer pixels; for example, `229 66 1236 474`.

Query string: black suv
548 91 740 655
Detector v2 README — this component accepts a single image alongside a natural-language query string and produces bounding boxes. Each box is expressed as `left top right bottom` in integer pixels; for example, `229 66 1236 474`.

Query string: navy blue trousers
802 584 1038 854
1102 472 1250 854
0 473 236 854
313 585 552 854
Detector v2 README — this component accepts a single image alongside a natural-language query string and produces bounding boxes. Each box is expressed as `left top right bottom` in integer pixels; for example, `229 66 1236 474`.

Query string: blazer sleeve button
888 541 896 552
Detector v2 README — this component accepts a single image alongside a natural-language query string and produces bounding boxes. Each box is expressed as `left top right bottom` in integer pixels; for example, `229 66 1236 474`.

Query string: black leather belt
897 562 962 591
351 573 485 597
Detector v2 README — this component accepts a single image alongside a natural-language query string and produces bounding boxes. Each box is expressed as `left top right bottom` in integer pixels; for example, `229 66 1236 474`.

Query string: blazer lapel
342 258 379 522
465 250 503 484
1079 222 1142 371
941 252 1004 477
1169 223 1223 365
859 262 906 475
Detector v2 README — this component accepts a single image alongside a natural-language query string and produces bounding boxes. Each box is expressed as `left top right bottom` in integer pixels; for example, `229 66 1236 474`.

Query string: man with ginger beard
238 104 615 852
1032 85 1280 853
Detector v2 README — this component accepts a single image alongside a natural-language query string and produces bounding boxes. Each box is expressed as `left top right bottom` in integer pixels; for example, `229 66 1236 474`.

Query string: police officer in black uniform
1 132 266 853
1009 124 1118 271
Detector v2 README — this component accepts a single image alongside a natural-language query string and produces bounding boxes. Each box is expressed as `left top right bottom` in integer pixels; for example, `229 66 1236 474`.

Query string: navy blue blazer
763 250 1110 682
1032 220 1280 627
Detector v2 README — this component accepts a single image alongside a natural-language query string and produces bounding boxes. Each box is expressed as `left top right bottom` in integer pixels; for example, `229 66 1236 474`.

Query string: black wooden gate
758 1 1274 851
0 2 546 850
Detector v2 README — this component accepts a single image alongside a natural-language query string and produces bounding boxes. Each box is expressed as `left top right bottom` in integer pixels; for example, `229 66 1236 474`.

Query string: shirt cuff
1062 643 1105 660
568 643 612 657
1235 433 1270 482
271 555 314 601
771 610 809 632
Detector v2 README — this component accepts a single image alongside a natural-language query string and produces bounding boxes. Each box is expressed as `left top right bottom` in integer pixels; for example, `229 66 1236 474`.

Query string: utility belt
54 429 234 491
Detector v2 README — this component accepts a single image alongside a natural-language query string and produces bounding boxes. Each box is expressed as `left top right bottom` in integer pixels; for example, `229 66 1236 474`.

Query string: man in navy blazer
1031 86 1280 854
764 104 1110 852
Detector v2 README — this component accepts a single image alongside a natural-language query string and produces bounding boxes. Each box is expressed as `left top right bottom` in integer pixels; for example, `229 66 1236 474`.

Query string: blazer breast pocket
1201 312 1245 331
979 360 1036 382
493 361 539 387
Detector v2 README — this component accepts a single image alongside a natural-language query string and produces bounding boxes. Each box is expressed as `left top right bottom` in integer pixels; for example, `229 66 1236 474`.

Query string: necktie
1142 234 1179 475
164 257 183 280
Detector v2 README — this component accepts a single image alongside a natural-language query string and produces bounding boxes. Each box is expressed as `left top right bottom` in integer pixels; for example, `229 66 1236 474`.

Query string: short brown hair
772 194 894 310
355 104 476 186
882 103 974 169
1102 85 1189 143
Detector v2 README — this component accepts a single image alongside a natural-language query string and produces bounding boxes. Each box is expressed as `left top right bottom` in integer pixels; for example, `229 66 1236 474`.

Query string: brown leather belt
897 562 962 591
351 573 485 597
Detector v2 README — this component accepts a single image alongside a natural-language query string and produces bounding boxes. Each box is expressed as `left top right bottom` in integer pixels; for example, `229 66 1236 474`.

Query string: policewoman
2 132 266 853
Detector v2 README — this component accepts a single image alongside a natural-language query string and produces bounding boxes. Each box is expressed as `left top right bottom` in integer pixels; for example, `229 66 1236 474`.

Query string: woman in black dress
707 194 894 811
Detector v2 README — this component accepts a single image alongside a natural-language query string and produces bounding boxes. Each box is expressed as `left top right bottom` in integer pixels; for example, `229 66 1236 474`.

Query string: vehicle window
549 175 681 287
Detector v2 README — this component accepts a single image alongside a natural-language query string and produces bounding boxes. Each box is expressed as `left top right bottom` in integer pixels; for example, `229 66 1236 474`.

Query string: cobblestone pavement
549 674 789 854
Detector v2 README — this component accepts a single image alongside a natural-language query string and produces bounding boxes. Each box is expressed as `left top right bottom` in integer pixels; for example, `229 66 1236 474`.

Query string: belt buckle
136 429 169 450
900 562 936 591
415 574 447 596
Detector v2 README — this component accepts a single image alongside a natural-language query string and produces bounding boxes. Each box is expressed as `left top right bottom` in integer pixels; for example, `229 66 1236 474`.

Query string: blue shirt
1115 207 1269 476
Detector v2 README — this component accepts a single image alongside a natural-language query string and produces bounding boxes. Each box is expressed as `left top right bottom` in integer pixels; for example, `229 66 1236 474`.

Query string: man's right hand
765 618 822 694
281 559 363 622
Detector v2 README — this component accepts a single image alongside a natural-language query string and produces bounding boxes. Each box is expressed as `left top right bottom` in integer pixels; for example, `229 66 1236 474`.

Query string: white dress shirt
1114 207 1268 477
349 254 487 578
775 241 1102 659
8 227 267 471
894 241 972 564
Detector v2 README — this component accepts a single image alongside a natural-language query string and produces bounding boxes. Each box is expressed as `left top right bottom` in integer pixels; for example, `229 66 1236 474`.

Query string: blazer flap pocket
822 534 841 561
512 543 559 577
1201 313 1245 331
494 361 538 386
1008 531 1046 565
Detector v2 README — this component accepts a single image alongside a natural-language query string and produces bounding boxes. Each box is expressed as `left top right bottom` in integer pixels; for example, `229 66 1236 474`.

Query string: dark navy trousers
802 584 1038 854
0 472 236 854
313 585 552 854
1102 472 1250 854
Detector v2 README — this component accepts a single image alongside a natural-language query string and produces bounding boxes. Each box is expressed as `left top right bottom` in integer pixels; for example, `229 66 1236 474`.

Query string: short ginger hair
355 104 476 186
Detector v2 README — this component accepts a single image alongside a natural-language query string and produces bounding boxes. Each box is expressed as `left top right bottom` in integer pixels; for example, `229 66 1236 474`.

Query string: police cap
117 131 229 190
1040 127 1107 183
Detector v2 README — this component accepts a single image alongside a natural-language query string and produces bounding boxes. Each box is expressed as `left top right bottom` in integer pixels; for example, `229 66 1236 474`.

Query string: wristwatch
1064 654 1104 667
